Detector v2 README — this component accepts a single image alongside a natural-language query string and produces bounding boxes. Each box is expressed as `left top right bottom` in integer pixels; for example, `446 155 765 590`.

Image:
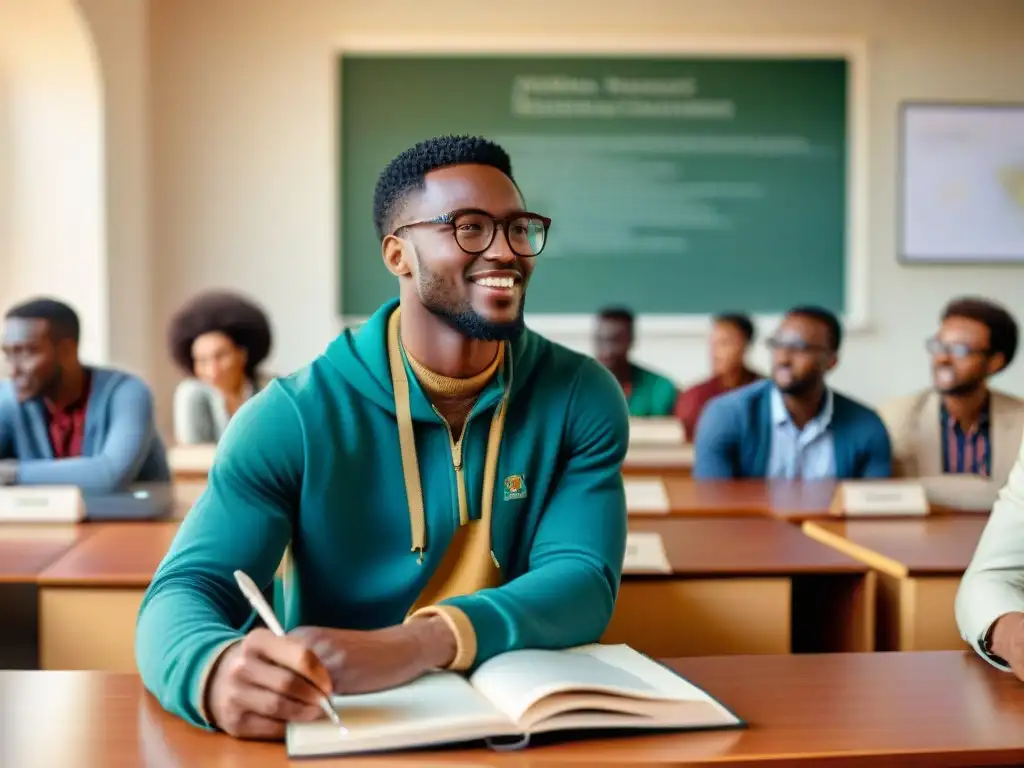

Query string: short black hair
714 313 755 343
787 305 842 352
5 297 80 343
942 296 1018 370
597 306 635 326
167 291 273 378
372 135 515 240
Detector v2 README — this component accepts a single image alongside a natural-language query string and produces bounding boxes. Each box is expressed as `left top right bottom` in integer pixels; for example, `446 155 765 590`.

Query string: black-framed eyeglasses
925 337 990 359
765 337 830 354
392 208 551 258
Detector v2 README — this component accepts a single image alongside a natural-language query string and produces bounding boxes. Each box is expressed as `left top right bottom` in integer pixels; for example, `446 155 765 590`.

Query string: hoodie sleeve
420 357 629 668
135 382 302 729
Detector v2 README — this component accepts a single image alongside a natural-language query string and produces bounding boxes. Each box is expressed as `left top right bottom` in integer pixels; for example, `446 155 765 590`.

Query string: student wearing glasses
136 136 629 740
879 298 1022 490
693 305 891 480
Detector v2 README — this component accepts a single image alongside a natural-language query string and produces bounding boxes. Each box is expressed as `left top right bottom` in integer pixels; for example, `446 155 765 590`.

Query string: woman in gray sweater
168 291 273 445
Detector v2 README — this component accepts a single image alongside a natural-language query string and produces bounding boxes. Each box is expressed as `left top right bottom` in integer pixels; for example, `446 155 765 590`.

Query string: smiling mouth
470 275 520 290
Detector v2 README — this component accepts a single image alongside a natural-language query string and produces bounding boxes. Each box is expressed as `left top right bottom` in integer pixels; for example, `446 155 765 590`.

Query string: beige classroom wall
0 0 108 365
76 0 153 381
82 0 1024 432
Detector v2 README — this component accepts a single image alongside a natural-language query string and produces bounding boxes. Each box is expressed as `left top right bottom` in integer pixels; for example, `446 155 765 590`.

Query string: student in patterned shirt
880 297 1023 490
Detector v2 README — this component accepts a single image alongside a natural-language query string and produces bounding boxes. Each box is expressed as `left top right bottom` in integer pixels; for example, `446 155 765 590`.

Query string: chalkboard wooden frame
897 99 1024 267
334 35 871 337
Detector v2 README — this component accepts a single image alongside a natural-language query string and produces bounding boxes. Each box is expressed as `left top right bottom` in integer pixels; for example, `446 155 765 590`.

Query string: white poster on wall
899 103 1024 263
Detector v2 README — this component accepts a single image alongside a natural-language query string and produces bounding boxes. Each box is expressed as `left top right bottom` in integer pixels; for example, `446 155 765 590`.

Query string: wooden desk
5 652 1024 766
803 516 988 652
634 479 988 520
36 522 181 672
606 517 875 657
630 478 837 519
0 524 92 669
0 524 89 583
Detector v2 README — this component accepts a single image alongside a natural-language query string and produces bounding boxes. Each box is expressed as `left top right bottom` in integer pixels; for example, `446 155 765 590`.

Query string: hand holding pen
201 571 347 740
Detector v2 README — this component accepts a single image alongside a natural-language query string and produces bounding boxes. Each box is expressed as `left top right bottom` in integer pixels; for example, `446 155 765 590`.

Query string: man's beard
417 263 525 342
935 368 986 397
774 368 819 397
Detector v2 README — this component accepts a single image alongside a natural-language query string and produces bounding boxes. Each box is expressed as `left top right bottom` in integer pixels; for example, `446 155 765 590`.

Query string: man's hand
289 616 457 695
205 628 334 740
989 612 1024 681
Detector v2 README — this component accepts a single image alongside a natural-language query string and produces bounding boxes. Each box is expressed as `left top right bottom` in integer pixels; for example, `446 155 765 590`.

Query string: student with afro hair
138 135 629 740
167 290 274 444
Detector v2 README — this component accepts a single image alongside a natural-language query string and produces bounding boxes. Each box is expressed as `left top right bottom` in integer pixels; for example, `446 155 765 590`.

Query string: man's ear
55 338 78 363
987 351 1007 376
382 234 413 278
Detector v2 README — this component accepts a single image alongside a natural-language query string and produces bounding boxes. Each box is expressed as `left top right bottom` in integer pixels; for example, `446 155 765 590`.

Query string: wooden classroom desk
605 517 875 658
5 652 1024 766
35 522 181 672
803 515 988 652
0 523 93 669
31 516 872 672
636 478 988 521
633 478 837 519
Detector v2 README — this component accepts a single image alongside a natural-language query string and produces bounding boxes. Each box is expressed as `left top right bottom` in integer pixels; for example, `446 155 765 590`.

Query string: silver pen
233 569 347 732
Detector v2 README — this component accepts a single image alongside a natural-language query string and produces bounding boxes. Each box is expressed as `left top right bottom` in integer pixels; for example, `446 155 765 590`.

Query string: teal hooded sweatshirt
135 298 630 729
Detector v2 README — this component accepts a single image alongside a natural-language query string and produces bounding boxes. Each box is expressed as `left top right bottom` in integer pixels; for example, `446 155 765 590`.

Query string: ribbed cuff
406 605 477 671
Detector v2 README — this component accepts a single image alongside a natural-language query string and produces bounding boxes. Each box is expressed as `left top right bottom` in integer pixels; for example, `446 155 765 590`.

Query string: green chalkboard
339 54 847 317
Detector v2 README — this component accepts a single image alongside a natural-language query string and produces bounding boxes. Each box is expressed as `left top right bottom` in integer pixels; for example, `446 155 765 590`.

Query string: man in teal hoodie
135 135 630 739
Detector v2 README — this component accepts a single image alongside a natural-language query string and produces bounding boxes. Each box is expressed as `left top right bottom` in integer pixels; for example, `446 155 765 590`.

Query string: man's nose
482 226 518 264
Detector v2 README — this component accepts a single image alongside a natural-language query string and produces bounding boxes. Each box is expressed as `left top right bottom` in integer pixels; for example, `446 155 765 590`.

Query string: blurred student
881 297 1022 488
168 291 274 445
676 313 761 441
0 297 169 490
694 306 890 480
594 306 679 417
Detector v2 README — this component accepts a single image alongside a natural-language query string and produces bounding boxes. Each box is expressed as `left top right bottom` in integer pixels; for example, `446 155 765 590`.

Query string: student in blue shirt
694 305 891 481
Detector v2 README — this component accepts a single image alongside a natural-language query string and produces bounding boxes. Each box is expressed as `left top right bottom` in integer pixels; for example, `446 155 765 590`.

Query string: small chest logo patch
503 474 527 501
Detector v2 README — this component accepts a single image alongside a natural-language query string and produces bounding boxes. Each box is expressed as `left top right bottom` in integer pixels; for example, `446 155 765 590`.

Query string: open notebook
286 643 742 758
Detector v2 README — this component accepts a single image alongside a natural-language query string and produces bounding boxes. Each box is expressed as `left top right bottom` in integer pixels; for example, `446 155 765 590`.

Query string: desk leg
39 587 145 671
602 578 790 657
791 571 876 653
874 574 966 651
0 584 39 668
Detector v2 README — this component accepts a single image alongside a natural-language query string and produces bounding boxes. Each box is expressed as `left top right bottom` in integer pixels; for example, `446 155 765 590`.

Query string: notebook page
577 644 726 703
469 647 669 724
287 672 510 757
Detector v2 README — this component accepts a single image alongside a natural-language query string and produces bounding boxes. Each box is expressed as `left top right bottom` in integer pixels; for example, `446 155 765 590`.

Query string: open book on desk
286 643 742 758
